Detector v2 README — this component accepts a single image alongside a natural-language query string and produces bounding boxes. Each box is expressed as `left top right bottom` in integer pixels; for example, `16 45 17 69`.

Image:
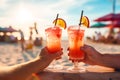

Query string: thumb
80 46 86 52
80 45 90 53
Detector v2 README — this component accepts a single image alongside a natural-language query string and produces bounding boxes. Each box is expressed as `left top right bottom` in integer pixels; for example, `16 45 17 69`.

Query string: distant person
34 37 42 46
0 47 63 80
94 31 101 41
29 27 33 41
93 31 105 42
105 29 115 43
34 22 39 34
80 45 120 70
114 29 120 44
9 34 17 43
19 29 25 52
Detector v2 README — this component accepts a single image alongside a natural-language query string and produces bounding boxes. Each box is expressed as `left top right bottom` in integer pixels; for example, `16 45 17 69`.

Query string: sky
0 0 120 39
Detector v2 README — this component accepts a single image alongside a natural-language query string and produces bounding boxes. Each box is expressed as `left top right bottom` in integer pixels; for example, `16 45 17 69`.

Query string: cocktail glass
67 25 86 72
45 26 62 69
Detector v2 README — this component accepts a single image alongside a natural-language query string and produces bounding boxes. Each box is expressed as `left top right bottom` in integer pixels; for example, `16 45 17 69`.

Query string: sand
0 40 120 67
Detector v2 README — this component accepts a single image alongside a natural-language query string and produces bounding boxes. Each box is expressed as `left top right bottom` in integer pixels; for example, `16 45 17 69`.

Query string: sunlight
15 6 34 24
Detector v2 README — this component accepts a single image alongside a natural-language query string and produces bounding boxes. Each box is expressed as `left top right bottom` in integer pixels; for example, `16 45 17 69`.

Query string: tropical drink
45 16 66 53
45 26 62 53
67 14 90 72
45 14 67 69
67 26 85 61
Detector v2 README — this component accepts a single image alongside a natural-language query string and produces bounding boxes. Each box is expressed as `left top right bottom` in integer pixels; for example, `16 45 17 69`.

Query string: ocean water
6 28 110 41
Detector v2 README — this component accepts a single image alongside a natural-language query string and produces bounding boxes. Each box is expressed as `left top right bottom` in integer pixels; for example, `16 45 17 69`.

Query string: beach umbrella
94 13 120 22
6 26 18 32
107 21 120 28
94 13 120 35
90 22 107 28
0 27 7 32
0 27 3 32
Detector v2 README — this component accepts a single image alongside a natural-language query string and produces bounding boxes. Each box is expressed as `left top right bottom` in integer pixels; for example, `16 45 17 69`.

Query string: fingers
41 47 47 52
55 50 63 56
80 45 92 53
39 47 63 61
56 56 62 60
68 53 70 56
44 47 49 53
81 45 88 50
55 51 63 60
80 46 87 53
48 49 63 59
67 47 69 51
40 47 49 54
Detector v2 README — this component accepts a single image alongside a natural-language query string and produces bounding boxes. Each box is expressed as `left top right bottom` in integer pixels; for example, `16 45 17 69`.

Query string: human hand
39 47 63 61
80 44 102 65
67 47 71 60
67 47 80 62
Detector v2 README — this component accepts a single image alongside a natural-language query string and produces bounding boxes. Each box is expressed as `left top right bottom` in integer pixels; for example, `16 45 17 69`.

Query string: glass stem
74 61 79 70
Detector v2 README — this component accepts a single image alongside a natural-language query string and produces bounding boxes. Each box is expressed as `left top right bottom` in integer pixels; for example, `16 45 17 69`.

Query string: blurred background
0 0 120 67
0 0 120 40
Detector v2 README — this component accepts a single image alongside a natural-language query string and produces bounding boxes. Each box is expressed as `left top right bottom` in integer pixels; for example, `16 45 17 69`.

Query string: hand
80 44 102 65
67 47 71 60
55 48 63 60
67 47 78 62
39 47 63 61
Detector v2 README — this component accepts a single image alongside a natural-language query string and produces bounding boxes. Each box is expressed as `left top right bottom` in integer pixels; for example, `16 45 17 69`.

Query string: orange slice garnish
81 16 90 28
53 18 67 29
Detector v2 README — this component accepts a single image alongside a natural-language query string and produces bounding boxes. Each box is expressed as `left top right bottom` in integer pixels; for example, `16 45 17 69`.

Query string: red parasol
94 13 120 22
107 21 120 28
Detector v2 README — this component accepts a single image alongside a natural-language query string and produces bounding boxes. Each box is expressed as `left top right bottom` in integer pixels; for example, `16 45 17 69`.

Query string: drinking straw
54 13 59 27
79 10 84 28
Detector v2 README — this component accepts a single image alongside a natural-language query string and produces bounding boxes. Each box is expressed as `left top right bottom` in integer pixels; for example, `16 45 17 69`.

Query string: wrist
32 56 53 72
36 56 53 63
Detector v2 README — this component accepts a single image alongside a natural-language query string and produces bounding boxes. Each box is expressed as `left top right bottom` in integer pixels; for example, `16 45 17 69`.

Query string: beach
0 40 120 67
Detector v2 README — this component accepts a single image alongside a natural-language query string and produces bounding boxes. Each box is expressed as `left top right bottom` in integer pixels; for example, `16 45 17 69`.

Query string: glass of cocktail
45 14 67 69
67 25 86 72
45 26 62 69
45 26 62 53
67 11 90 72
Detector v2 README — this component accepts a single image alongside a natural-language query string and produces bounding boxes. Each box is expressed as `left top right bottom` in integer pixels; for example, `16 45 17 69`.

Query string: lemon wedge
53 18 67 29
81 16 90 28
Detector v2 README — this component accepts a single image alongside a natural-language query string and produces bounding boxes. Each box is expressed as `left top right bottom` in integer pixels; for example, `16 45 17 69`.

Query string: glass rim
67 25 86 30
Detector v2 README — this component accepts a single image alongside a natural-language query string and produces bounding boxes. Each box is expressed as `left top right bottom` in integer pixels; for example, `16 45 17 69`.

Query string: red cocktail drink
45 27 62 53
67 26 85 61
